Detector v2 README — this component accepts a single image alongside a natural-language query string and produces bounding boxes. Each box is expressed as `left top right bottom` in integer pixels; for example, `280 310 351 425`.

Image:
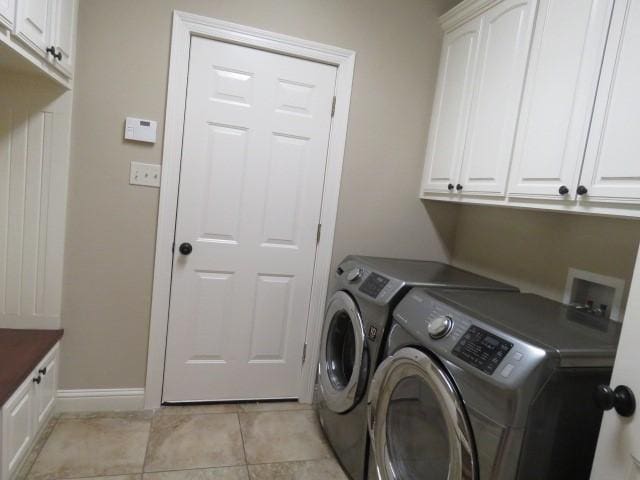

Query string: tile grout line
235 412 250 467
140 413 155 475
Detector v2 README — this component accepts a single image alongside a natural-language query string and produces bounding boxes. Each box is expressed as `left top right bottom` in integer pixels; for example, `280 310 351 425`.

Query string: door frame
144 10 356 409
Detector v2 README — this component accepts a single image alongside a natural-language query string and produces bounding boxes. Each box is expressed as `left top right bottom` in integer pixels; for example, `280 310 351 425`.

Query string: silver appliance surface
347 255 517 294
315 256 518 480
423 288 621 362
367 286 620 480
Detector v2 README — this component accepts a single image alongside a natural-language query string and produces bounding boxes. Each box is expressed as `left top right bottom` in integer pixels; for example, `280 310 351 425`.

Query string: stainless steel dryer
315 256 517 480
367 287 622 480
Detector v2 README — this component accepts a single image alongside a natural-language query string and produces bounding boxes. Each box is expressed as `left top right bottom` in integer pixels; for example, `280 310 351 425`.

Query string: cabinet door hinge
302 342 308 365
316 223 322 244
331 96 336 117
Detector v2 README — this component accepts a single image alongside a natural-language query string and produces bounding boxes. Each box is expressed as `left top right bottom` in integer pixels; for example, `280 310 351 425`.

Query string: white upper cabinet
421 0 640 217
580 0 640 203
1 0 77 86
14 0 52 55
422 17 481 194
508 0 614 200
458 0 535 195
49 0 76 75
0 0 16 29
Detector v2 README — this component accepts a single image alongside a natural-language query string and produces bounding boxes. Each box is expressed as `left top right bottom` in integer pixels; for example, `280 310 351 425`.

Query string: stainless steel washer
315 256 518 480
367 287 622 480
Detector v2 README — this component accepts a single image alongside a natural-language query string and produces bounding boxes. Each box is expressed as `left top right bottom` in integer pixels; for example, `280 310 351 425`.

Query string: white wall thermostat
124 117 157 143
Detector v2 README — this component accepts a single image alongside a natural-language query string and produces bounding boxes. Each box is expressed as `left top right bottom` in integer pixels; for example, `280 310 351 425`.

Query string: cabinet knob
39 367 47 376
558 185 569 195
447 183 454 191
577 185 588 196
32 375 41 384
456 184 463 191
46 46 62 61
595 384 635 417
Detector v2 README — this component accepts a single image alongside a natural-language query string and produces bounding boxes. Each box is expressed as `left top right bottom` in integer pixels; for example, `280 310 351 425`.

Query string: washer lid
344 255 518 292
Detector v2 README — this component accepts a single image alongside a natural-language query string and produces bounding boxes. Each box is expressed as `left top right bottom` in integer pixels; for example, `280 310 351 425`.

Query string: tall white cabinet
421 0 640 217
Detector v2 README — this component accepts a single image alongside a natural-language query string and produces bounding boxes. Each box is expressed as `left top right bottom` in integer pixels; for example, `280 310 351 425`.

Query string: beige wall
450 204 640 316
60 0 460 389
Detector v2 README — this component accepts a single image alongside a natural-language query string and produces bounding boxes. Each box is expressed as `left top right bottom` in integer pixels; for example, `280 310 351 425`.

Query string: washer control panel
359 272 390 298
393 287 547 387
452 326 513 375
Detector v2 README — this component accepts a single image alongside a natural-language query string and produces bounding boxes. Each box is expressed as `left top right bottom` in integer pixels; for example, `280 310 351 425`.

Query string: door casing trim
144 10 356 409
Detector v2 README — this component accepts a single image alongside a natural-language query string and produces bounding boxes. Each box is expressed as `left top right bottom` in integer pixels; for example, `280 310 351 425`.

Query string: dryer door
367 347 477 480
318 291 369 413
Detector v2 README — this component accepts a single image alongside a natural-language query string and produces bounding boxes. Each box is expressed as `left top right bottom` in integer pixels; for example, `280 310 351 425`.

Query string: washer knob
428 315 453 339
346 268 363 282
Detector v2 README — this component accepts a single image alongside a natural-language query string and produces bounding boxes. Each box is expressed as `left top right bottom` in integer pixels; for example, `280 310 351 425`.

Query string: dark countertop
0 329 63 406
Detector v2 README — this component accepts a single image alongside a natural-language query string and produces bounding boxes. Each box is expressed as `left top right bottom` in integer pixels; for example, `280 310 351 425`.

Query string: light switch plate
130 162 161 187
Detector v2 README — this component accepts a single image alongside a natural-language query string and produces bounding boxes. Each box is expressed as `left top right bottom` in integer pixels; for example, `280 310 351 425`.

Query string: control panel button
513 352 523 361
346 268 363 282
427 315 453 339
500 364 515 378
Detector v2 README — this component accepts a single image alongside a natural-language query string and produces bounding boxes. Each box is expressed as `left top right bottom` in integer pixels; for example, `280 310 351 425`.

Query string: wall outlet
130 162 161 187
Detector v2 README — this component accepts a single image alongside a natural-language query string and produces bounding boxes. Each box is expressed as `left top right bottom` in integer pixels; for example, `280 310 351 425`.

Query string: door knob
594 384 636 417
558 185 569 195
178 242 193 255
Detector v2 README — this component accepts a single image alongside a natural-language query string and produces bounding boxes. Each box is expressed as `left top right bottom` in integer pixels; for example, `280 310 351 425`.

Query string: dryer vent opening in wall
563 268 625 322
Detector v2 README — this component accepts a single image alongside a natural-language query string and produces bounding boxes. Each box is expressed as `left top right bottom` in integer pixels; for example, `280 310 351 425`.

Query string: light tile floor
17 402 348 480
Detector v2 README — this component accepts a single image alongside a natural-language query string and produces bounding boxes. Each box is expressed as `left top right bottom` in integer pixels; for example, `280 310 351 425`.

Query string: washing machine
315 256 518 480
367 287 622 480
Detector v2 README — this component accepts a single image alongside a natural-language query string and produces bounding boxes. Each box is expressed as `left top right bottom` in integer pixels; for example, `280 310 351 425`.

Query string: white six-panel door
508 0 614 199
581 0 640 203
162 36 337 402
458 0 535 196
421 17 481 195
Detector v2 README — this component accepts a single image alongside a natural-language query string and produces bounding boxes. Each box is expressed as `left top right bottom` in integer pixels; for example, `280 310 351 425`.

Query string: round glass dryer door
368 347 477 480
318 291 368 413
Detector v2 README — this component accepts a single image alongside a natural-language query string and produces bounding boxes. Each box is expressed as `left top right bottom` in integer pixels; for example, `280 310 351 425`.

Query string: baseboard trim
56 388 146 412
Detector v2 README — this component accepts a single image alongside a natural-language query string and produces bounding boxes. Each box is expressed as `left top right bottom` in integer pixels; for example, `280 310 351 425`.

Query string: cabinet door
0 0 15 29
581 0 640 203
508 0 614 199
34 345 59 429
15 0 53 55
421 17 481 195
458 0 536 196
49 0 76 76
1 379 35 480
